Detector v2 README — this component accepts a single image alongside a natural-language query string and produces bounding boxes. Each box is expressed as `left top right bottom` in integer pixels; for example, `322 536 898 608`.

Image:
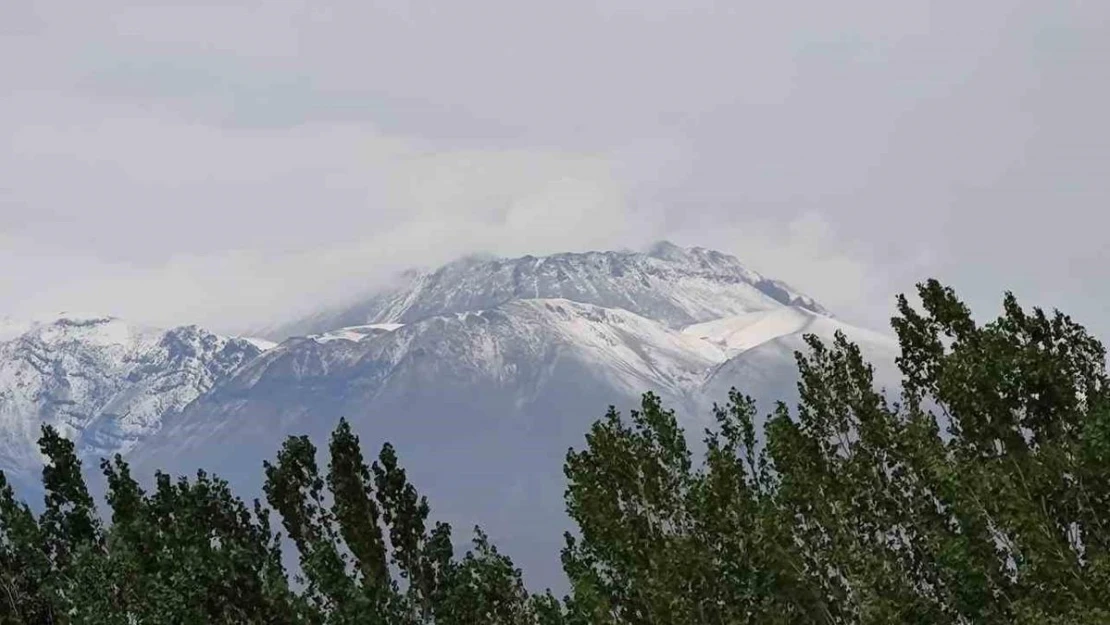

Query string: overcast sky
2 0 1107 337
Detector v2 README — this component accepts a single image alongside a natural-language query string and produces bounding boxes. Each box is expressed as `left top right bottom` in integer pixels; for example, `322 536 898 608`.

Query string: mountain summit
261 242 829 340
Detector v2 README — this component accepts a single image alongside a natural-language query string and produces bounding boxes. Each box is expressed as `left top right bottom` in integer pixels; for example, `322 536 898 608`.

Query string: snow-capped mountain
133 298 730 466
0 243 898 590
121 244 895 590
260 241 828 340
0 315 269 493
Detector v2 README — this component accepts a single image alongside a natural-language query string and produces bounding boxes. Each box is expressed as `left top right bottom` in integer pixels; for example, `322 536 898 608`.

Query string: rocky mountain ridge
0 315 267 491
260 241 829 340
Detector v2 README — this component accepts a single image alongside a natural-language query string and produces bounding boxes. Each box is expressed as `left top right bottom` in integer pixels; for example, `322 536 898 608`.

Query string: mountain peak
645 239 688 260
439 251 501 272
1 312 119 338
31 311 119 325
262 243 830 340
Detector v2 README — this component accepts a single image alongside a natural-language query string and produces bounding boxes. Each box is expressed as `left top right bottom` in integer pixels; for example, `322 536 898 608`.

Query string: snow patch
510 299 728 396
683 308 819 355
684 308 896 357
360 323 405 332
240 337 279 351
0 317 266 476
309 323 405 344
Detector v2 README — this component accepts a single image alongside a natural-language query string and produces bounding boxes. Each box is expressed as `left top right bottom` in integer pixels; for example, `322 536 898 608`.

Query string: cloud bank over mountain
3 0 1108 338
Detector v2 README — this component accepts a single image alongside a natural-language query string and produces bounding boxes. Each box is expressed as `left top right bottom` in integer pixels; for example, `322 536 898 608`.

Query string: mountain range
0 242 898 590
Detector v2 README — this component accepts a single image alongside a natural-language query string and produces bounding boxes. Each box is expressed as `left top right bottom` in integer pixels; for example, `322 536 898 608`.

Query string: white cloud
0 96 661 332
662 212 895 329
2 0 1108 338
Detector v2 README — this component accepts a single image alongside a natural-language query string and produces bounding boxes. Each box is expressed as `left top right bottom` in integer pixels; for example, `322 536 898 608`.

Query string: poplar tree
561 280 1110 623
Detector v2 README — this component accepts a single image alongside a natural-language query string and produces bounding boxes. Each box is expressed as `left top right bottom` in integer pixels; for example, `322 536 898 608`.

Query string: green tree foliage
561 280 1110 623
93 461 306 624
0 419 542 624
0 425 308 624
436 527 536 625
0 470 53 623
558 393 809 624
263 418 541 624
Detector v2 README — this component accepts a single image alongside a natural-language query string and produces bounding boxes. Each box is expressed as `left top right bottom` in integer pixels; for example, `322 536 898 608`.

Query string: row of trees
0 418 555 624
3 280 1110 623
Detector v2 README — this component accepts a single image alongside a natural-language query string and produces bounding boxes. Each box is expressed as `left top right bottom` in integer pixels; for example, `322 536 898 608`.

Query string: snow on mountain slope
683 307 895 358
521 299 726 395
128 299 734 591
0 316 270 489
696 311 902 420
241 337 279 351
141 298 727 455
261 241 829 340
307 323 405 344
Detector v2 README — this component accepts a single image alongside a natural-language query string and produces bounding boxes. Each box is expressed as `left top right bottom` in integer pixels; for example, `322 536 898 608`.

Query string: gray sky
2 0 1108 338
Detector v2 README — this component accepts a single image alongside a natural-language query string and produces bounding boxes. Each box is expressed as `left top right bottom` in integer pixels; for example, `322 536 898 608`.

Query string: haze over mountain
258 241 829 340
0 243 898 589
